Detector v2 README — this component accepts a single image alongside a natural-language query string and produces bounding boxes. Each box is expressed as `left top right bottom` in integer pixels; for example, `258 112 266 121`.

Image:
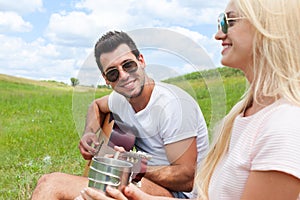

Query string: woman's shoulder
269 99 300 118
264 99 300 130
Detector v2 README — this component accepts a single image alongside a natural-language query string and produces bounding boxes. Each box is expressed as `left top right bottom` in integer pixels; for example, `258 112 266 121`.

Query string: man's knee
36 172 63 187
33 172 68 194
32 172 63 199
32 172 88 200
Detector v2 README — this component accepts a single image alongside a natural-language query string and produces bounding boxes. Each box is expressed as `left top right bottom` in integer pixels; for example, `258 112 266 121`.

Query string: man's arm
79 95 111 160
83 95 110 134
144 137 197 192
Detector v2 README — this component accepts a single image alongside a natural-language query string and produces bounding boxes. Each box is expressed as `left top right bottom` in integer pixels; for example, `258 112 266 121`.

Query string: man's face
100 44 146 98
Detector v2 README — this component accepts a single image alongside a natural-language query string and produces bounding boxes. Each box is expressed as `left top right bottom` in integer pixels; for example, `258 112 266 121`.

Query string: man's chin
116 84 144 99
123 91 142 99
117 89 141 99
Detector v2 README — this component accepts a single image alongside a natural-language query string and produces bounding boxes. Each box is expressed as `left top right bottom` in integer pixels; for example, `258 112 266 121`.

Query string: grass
164 67 247 138
0 68 246 199
0 76 111 199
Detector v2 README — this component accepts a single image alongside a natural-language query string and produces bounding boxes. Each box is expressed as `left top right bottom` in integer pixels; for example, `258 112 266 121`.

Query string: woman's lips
221 44 232 55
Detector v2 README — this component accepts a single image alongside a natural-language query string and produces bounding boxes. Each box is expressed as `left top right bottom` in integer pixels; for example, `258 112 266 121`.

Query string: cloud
77 0 227 25
0 0 43 33
0 12 32 32
0 0 43 14
127 0 224 26
45 11 96 46
0 0 228 83
0 34 90 83
44 0 227 47
177 0 228 8
170 27 222 67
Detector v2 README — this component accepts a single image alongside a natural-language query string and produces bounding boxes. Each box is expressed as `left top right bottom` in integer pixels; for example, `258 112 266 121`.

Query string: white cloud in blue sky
0 0 229 85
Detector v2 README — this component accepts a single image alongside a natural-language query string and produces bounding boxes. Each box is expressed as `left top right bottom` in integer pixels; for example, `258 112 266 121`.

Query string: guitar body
82 112 143 182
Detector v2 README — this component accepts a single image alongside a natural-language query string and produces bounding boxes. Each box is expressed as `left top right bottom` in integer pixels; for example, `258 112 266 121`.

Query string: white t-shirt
108 82 209 166
208 99 300 200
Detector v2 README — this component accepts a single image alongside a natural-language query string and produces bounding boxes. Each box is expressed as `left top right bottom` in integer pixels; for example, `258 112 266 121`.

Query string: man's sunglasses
218 13 245 34
103 60 139 82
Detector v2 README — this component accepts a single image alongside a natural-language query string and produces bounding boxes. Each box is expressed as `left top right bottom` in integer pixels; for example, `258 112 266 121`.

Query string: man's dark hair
94 31 140 73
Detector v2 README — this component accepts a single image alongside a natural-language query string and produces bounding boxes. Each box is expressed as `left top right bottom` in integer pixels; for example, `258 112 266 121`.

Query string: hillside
0 73 112 93
1 67 245 91
0 73 70 89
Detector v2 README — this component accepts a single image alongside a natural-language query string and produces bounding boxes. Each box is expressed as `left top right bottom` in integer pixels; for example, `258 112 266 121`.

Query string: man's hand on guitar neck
78 132 99 160
79 110 114 160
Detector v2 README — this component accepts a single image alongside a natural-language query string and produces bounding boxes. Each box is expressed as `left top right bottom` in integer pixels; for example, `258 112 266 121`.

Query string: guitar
82 113 150 183
82 113 114 177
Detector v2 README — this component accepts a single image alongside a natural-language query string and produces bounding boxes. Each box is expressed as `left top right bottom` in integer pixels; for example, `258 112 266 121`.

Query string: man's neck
129 77 154 113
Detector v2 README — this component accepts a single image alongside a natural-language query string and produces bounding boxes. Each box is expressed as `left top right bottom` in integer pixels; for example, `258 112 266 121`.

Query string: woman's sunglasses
104 60 139 82
218 12 245 34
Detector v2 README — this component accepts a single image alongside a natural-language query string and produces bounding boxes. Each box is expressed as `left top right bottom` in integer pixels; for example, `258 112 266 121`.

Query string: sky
0 0 229 86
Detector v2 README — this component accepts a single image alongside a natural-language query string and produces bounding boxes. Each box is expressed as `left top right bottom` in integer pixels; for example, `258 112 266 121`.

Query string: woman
77 0 300 199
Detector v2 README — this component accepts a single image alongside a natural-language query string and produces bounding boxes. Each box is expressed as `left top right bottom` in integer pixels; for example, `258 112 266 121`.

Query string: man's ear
102 73 110 85
138 54 146 69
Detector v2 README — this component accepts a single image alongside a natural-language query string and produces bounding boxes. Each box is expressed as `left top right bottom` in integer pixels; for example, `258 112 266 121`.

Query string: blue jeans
171 191 189 199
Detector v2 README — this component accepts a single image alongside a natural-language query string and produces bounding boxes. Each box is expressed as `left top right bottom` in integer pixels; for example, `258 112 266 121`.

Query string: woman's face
215 0 255 80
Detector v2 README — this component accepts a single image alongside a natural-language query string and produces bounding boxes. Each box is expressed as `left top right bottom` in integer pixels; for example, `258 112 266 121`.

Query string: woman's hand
75 184 153 200
123 183 153 200
75 187 121 200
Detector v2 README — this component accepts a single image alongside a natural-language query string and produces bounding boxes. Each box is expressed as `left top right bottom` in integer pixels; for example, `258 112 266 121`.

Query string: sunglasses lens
104 61 138 82
122 61 138 73
106 69 119 82
218 13 228 34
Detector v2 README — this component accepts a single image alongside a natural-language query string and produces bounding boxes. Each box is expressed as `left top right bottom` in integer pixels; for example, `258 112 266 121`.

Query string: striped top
208 99 300 200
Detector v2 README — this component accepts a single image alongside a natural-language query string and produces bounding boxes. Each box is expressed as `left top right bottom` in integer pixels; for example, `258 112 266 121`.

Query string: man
32 31 208 199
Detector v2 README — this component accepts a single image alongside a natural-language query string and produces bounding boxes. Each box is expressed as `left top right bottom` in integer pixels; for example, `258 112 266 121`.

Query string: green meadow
0 68 246 199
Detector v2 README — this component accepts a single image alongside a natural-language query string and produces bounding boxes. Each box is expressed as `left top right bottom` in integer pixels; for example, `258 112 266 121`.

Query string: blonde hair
196 0 300 199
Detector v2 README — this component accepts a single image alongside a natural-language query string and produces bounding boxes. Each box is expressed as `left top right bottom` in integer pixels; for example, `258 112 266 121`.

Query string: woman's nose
215 29 226 41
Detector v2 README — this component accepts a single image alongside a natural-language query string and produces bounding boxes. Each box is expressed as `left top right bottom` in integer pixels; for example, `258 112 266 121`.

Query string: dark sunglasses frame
218 13 245 34
103 60 139 82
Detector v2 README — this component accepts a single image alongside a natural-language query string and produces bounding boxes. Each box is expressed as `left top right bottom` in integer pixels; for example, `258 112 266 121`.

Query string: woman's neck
244 96 276 117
